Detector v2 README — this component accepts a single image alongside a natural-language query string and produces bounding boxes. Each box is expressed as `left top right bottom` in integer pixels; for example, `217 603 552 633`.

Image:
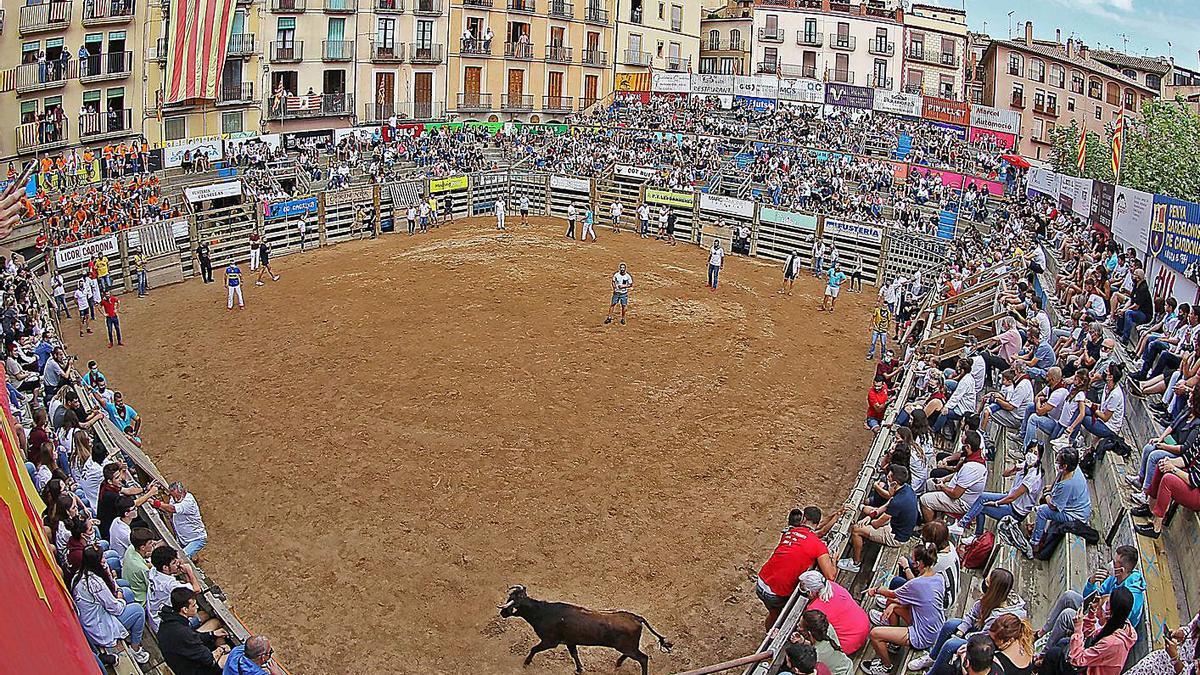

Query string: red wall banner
921 96 970 126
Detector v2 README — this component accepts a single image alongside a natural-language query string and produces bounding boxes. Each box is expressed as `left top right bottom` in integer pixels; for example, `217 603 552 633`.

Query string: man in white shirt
74 281 93 337
980 365 1035 445
637 202 650 238
520 194 531 225
565 203 577 239
147 545 201 632
1081 364 1126 440
610 200 623 233
152 482 209 562
934 357 976 435
495 198 506 231
920 431 989 520
707 240 725 291
606 263 633 326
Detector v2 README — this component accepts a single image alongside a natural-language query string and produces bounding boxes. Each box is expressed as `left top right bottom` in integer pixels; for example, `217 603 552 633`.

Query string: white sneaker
861 659 891 675
960 534 977 548
869 608 886 626
1130 492 1149 506
907 654 934 671
836 558 862 573
948 524 965 539
1125 473 1142 488
129 647 150 664
255 280 265 286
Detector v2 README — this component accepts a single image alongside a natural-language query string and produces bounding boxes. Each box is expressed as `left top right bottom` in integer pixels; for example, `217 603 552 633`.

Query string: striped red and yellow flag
1076 125 1087 173
1111 109 1125 180
163 0 238 104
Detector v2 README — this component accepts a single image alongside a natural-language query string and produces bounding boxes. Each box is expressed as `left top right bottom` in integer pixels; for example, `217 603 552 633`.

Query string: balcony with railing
83 0 134 25
1032 100 1058 116
322 40 354 61
705 38 743 51
796 31 822 47
266 92 354 119
830 34 855 50
937 52 959 68
15 60 76 93
324 0 355 10
779 63 816 78
665 56 690 72
372 42 405 61
756 60 778 74
411 0 442 14
505 41 533 60
217 81 255 103
16 118 69 155
79 51 133 83
623 49 651 66
19 1 72 35
548 0 571 18
365 101 447 122
227 33 256 56
269 41 304 62
868 39 893 56
375 0 403 11
870 75 893 89
827 69 854 84
907 45 928 62
545 45 572 63
270 0 306 10
456 92 493 110
502 93 534 110
542 95 573 112
584 4 607 23
79 109 132 141
463 0 491 6
581 49 607 67
458 38 491 56
506 0 534 11
757 26 783 43
409 42 444 63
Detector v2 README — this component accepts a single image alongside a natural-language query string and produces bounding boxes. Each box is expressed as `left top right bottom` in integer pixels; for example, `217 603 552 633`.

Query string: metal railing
623 49 651 66
15 59 76 93
218 81 255 103
548 0 571 18
409 42 444 62
364 101 445 122
938 52 960 67
371 42 405 61
456 92 493 110
82 0 135 24
79 109 132 139
269 0 306 10
411 0 441 14
227 33 256 56
584 4 607 23
269 41 304 62
322 40 354 61
505 41 533 59
827 69 854 84
459 38 490 55
581 49 607 67
375 0 403 11
542 95 573 111
15 118 69 154
151 37 168 61
795 31 822 46
870 75 893 89
830 34 855 50
756 60 778 74
757 26 783 42
665 56 690 72
545 45 572 62
323 0 355 10
868 39 893 56
502 93 534 110
463 0 491 5
19 1 72 34
705 38 744 51
266 92 354 119
79 51 133 81
506 0 534 11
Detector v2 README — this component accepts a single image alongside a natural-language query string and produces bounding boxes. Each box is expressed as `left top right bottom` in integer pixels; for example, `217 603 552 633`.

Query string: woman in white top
69 431 105 512
72 546 151 664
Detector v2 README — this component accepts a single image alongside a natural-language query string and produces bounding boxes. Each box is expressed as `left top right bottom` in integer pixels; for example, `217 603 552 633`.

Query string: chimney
1024 21 1033 47
1066 38 1074 59
1055 29 1061 45
1079 43 1089 60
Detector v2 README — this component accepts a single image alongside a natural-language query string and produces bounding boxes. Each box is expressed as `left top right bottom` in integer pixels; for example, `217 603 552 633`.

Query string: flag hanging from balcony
1076 125 1087 173
163 0 238 104
1111 109 1125 182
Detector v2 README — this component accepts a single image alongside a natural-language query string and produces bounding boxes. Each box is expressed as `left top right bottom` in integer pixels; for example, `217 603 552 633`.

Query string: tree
1048 98 1200 202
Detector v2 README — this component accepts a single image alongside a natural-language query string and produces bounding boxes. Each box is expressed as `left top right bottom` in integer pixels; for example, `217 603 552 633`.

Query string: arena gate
469 172 509 217
125 219 189 288
547 175 593 219
51 233 125 295
597 166 654 230
261 195 319 257
321 184 377 243
880 228 948 284
382 181 424 232
820 218 883 286
508 174 550 215
428 175 471 221
697 193 756 255
193 201 258 272
754 207 818 268
643 187 697 244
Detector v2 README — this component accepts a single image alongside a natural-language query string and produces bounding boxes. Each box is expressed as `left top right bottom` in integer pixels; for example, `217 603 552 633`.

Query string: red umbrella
1001 154 1031 169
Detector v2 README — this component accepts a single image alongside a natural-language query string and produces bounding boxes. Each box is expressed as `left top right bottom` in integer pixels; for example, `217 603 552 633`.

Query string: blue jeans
959 491 1018 536
1081 411 1115 439
105 316 122 345
136 270 148 296
56 294 70 317
1139 447 1174 490
708 264 720 289
1031 504 1074 546
1121 309 1148 342
929 619 968 671
932 408 962 434
1023 413 1064 449
867 331 887 358
118 601 146 645
183 537 207 558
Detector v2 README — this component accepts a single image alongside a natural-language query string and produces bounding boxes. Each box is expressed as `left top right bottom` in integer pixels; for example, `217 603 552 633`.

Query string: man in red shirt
865 375 889 433
756 506 838 629
99 290 123 347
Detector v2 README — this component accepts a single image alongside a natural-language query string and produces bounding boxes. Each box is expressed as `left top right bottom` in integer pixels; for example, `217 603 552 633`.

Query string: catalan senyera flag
1112 109 1125 180
0 369 98 671
164 0 238 104
1076 125 1087 173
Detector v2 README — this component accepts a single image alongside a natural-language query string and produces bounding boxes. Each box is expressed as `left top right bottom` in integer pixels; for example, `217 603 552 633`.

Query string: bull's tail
632 614 673 653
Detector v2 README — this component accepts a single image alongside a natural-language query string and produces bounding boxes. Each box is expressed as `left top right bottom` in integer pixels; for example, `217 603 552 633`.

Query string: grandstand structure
3 87 1200 675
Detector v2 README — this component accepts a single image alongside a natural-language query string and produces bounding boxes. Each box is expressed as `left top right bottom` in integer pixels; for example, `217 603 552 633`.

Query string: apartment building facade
615 0 701 76
3 0 147 159
979 22 1157 160
749 0 903 90
698 0 751 76
902 3 966 100
446 0 613 120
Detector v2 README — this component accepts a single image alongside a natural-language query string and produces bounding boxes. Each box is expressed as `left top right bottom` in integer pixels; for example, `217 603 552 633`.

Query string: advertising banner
911 167 964 189
325 184 375 207
969 104 1021 135
616 165 658 180
699 193 755 218
1027 167 1061 198
652 72 691 93
968 127 1017 151
266 196 319 220
777 78 825 104
160 135 223 169
890 162 910 183
429 175 469 193
734 96 775 111
646 188 695 208
963 175 1006 197
759 208 817 231
1150 195 1200 280
1059 176 1093 218
824 84 874 110
921 96 970 126
184 181 242 203
550 175 591 193
823 218 883 243
873 91 922 117
1089 181 1115 236
614 72 650 92
734 75 778 101
691 73 734 96
55 235 119 269
1113 186 1153 254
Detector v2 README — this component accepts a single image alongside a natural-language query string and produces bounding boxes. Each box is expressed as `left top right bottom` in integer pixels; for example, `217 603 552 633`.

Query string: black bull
498 585 673 674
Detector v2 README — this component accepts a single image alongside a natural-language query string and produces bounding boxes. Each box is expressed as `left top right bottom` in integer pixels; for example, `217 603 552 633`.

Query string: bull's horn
506 584 526 594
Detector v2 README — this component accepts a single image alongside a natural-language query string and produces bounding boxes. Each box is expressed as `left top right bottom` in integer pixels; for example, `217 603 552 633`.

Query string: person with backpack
912 568 1027 672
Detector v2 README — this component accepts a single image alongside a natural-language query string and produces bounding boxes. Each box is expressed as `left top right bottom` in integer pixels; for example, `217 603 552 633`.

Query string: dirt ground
78 215 877 674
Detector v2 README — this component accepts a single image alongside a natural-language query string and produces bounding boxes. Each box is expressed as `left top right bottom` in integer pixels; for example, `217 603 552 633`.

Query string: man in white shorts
818 264 848 313
606 262 633 325
495 198 507 231
610 200 623 233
